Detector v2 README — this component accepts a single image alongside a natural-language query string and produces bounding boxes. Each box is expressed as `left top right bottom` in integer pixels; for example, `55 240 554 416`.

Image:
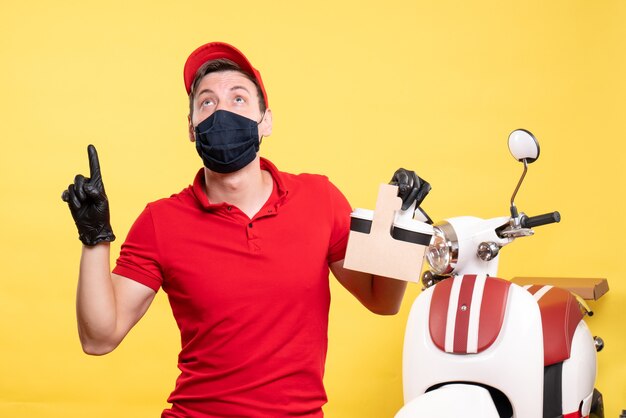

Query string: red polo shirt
113 158 352 417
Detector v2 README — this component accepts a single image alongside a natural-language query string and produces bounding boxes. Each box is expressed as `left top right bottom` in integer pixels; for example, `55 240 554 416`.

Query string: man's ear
188 115 195 142
259 108 273 138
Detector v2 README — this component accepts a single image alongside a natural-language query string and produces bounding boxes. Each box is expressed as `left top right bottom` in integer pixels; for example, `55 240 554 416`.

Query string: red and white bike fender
401 275 544 417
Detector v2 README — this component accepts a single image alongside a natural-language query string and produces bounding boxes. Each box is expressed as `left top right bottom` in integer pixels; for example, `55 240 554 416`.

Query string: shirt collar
191 157 289 211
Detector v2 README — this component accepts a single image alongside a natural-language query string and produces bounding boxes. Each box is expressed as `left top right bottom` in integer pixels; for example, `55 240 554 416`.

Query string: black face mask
194 110 261 173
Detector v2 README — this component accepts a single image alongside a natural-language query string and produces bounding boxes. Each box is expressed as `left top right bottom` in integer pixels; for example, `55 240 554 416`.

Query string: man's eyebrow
195 86 251 99
195 88 214 98
230 85 251 93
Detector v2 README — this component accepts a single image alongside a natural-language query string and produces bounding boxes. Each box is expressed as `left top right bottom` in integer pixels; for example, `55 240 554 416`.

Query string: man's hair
188 58 266 117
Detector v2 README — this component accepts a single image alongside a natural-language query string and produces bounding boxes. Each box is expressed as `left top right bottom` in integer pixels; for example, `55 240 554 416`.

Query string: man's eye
234 96 245 104
201 99 214 107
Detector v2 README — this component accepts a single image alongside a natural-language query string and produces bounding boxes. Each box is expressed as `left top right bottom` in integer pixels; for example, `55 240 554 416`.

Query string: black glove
62 145 116 246
390 168 431 211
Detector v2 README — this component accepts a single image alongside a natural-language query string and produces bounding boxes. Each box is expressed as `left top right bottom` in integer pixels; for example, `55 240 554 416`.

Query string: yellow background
1 0 624 416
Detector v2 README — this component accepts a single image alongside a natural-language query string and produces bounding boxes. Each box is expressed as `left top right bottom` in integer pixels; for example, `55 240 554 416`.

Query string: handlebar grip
521 211 561 228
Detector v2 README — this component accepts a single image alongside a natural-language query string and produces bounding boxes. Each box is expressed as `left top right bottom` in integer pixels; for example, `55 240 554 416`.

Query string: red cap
183 42 268 107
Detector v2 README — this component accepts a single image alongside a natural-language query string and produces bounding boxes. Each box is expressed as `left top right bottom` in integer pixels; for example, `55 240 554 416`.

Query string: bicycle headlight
425 222 458 275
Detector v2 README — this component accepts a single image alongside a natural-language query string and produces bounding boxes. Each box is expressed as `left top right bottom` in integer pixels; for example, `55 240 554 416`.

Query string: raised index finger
87 144 103 187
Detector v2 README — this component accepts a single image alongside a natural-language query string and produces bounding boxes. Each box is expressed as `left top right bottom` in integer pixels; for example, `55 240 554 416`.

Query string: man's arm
330 259 407 315
62 145 156 355
329 168 431 314
77 243 156 355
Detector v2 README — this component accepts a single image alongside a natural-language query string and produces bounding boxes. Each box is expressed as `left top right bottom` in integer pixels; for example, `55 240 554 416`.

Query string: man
62 42 427 417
